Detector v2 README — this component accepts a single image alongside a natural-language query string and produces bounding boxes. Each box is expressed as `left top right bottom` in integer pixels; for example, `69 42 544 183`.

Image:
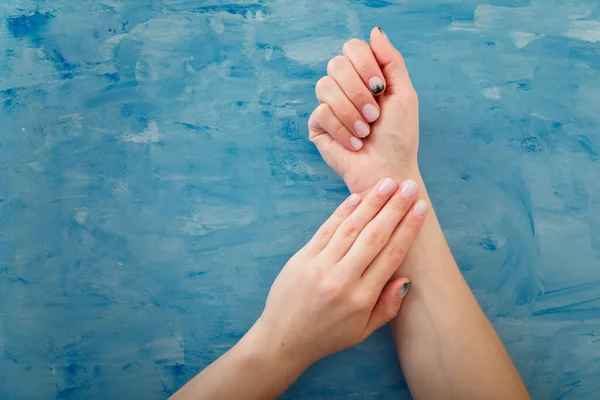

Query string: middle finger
315 76 371 139
327 56 380 123
322 178 398 262
343 38 386 96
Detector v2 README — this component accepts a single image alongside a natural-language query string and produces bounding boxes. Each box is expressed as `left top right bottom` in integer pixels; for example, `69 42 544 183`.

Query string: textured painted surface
1 0 600 398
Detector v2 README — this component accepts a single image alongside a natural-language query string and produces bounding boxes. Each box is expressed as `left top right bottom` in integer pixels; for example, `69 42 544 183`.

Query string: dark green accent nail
397 282 411 299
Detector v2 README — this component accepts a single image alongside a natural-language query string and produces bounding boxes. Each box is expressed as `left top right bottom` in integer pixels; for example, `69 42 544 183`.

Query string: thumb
369 27 414 95
363 278 411 338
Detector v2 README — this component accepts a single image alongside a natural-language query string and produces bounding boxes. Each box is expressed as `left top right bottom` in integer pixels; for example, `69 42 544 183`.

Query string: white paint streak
265 45 273 62
564 20 600 43
149 336 184 364
510 32 544 49
283 37 345 64
483 87 502 100
74 211 88 225
181 206 255 237
27 162 44 172
449 21 477 32
123 121 160 144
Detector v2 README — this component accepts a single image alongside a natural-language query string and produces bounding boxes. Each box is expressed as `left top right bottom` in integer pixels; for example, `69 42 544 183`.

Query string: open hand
308 27 420 194
253 178 428 369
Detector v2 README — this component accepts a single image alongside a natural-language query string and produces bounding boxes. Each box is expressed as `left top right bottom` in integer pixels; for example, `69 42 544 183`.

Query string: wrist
231 320 308 395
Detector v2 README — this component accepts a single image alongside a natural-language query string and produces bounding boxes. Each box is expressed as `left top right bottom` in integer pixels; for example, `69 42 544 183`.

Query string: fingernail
347 193 361 207
369 77 385 95
378 178 396 196
350 136 363 150
377 26 388 39
397 281 410 299
400 180 418 198
354 120 370 138
413 200 429 216
362 104 379 123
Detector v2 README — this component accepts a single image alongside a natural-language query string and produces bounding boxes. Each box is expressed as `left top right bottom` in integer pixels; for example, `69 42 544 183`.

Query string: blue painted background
1 1 600 398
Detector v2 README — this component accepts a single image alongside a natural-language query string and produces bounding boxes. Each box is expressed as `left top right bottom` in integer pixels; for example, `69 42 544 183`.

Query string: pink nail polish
362 104 379 123
379 178 396 196
413 200 429 216
350 137 363 150
347 193 360 207
354 120 370 138
400 180 418 198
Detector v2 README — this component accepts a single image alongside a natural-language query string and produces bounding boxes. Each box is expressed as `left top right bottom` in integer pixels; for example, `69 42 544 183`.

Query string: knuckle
315 76 332 94
350 292 371 312
348 85 362 97
359 59 371 71
333 124 349 140
339 110 357 125
341 222 359 239
386 241 408 263
317 224 336 241
348 86 370 106
308 110 317 131
344 38 364 53
384 301 400 320
315 103 331 119
306 264 325 283
327 56 347 74
366 230 386 247
322 277 344 299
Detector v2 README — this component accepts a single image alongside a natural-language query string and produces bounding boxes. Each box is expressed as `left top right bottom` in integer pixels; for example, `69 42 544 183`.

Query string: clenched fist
309 27 420 195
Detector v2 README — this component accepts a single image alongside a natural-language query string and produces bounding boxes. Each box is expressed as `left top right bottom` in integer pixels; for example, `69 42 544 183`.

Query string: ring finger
315 76 371 140
309 103 364 151
327 56 380 123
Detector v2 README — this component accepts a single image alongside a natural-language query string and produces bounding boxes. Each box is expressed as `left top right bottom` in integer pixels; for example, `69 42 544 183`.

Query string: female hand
252 177 428 370
308 27 420 194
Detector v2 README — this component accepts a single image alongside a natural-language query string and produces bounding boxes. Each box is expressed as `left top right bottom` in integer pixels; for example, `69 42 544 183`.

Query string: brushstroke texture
0 0 599 398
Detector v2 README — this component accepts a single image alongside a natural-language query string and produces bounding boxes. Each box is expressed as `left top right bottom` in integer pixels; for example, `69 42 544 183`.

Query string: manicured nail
397 281 410 299
378 178 396 196
354 120 370 138
350 136 363 150
400 180 418 198
413 200 429 216
377 26 388 39
347 193 361 207
362 104 379 123
369 77 385 95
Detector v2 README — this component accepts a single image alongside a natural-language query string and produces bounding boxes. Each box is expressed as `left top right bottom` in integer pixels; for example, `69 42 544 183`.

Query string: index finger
337 180 419 278
343 38 386 96
362 199 428 291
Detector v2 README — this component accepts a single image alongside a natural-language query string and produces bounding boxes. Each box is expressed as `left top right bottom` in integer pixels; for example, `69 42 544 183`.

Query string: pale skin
172 27 531 399
172 179 429 399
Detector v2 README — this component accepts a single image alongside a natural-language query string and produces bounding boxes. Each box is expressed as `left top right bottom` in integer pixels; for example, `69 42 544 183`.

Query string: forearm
170 323 305 400
390 172 530 399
